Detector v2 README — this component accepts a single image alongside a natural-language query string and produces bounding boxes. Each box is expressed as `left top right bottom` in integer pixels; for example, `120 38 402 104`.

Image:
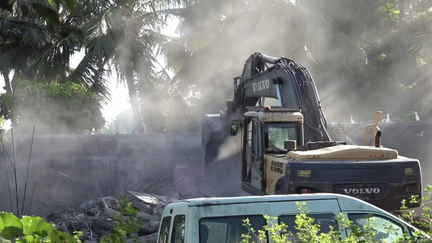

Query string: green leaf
30 3 61 26
1 227 23 240
0 213 23 239
21 216 52 237
0 213 22 229
64 0 75 14
0 216 4 231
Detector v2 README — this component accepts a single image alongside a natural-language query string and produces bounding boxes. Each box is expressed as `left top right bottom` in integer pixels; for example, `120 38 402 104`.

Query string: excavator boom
231 52 330 142
202 52 332 163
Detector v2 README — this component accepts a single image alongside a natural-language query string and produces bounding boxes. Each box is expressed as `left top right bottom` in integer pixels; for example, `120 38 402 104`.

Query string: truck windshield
264 122 299 153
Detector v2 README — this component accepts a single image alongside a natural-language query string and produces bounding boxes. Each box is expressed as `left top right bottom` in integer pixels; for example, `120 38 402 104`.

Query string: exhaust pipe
374 130 382 148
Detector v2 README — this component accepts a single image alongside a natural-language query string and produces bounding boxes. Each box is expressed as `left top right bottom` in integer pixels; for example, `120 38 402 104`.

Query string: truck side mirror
230 120 241 136
284 140 297 151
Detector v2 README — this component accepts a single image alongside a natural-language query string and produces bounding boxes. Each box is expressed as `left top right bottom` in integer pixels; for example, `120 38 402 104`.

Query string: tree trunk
1 70 18 127
2 70 12 94
125 74 145 133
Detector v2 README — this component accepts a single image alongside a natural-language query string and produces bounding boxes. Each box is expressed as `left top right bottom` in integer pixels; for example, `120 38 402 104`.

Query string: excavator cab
241 107 304 194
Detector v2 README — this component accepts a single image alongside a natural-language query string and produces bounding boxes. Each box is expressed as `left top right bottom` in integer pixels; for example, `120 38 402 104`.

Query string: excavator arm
232 52 330 143
202 52 331 163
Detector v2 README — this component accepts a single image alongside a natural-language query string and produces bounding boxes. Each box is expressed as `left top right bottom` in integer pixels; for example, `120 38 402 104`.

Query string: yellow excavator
202 53 422 211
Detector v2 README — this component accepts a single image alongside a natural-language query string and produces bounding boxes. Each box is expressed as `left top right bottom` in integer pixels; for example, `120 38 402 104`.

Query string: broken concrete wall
0 133 203 217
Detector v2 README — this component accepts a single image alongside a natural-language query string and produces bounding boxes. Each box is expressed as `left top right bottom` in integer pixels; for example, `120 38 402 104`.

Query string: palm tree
0 0 93 126
68 0 187 132
0 0 84 83
0 0 187 132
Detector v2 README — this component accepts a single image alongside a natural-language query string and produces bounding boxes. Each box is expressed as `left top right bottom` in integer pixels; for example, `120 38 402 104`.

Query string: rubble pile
47 194 168 243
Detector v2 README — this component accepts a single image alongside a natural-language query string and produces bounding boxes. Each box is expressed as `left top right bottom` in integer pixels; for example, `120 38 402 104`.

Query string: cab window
158 216 171 243
265 122 299 153
171 215 185 243
199 215 266 243
348 213 405 242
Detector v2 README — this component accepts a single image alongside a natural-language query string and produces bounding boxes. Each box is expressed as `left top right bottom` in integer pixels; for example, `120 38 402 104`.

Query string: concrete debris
47 195 167 242
137 211 161 222
139 232 158 243
127 190 178 208
102 196 119 210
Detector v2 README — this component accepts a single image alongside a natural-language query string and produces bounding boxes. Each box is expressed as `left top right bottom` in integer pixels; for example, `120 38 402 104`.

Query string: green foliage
0 80 105 133
0 93 16 120
378 3 400 25
413 7 432 19
241 203 375 243
400 184 432 239
30 3 61 26
294 202 342 242
0 212 82 242
99 196 142 243
242 215 291 243
1 0 76 26
241 197 432 243
1 0 181 134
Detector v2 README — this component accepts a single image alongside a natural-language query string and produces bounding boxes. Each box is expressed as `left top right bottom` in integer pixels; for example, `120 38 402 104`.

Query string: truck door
242 117 253 183
251 118 264 190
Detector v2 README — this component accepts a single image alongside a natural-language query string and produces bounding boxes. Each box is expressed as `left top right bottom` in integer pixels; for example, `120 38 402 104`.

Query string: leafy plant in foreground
399 184 432 239
241 199 432 243
241 201 374 243
99 196 143 243
0 212 82 242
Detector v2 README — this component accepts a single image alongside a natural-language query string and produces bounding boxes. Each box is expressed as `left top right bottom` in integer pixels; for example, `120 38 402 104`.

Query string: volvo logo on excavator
342 188 381 195
252 79 270 92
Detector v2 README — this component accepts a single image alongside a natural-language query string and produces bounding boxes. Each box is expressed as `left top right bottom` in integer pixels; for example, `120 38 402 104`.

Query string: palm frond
68 34 115 85
24 29 82 82
155 7 189 19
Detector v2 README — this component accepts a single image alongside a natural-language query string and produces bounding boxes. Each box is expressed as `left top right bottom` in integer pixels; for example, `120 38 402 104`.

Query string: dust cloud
167 0 431 125
167 0 367 123
168 0 432 192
